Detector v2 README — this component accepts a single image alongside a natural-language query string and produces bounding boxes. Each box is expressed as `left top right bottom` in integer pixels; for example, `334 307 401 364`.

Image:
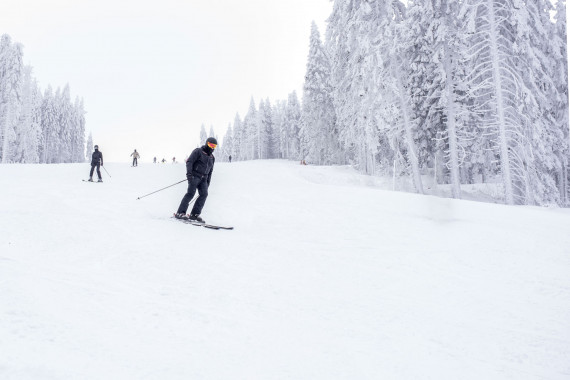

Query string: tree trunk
443 41 461 198
1 104 11 163
394 62 424 194
488 0 515 205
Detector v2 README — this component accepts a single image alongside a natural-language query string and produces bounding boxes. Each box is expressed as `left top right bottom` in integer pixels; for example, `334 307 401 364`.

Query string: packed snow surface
1 160 569 379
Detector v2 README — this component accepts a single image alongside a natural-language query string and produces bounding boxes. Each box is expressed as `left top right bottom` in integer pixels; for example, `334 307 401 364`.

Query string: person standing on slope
130 149 140 167
89 145 104 182
175 137 217 222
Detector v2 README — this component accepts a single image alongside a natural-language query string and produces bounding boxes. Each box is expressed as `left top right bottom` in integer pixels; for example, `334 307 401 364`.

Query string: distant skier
172 157 176 163
89 145 104 182
175 137 217 222
153 157 157 163
229 155 232 163
131 149 140 167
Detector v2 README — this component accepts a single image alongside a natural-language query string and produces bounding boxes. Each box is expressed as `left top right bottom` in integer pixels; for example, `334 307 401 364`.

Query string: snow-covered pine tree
271 99 287 159
243 97 258 160
465 0 531 204
301 21 337 165
553 0 569 205
326 0 353 166
285 92 301 160
85 132 93 161
257 100 266 159
14 66 41 163
232 113 243 161
73 97 86 162
263 98 275 159
404 0 475 198
514 0 568 205
41 86 59 163
58 85 74 163
258 98 273 159
221 123 234 162
0 35 23 163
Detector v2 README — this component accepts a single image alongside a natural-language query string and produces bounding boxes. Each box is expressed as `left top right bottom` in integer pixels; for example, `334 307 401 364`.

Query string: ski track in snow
1 160 570 379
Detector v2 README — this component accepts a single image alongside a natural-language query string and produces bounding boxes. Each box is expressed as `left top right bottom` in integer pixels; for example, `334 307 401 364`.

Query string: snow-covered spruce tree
399 1 443 183
85 131 93 161
232 113 244 161
73 97 86 163
242 97 258 160
260 98 274 159
58 84 73 163
553 0 569 205
465 0 567 205
326 0 422 185
257 99 269 159
14 66 41 163
220 123 234 162
326 0 352 166
285 91 302 160
403 0 476 198
300 21 338 165
272 99 287 159
339 0 426 191
40 86 59 163
515 0 568 205
0 35 23 163
465 0 521 204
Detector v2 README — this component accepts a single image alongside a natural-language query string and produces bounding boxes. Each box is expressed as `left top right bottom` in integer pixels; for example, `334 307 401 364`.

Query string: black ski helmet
206 137 217 146
94 145 99 150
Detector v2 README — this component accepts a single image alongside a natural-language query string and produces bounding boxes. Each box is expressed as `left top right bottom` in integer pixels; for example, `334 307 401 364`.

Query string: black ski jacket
186 146 215 185
91 150 103 166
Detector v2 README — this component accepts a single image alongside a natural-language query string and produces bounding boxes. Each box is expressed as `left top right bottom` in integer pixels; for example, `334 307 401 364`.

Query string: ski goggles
207 142 217 149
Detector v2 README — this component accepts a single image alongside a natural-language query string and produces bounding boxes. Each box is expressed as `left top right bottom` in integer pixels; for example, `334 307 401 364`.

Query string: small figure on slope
175 137 217 223
131 149 140 167
89 145 104 182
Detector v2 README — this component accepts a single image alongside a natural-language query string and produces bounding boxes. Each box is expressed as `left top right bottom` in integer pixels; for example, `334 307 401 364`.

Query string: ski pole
102 165 111 178
136 179 187 200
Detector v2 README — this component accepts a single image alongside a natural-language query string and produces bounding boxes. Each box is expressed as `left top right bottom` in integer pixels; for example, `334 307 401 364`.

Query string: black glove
186 174 193 181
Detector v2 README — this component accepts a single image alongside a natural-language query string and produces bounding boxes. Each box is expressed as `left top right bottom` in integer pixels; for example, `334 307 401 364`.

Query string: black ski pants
177 176 209 215
132 158 138 166
90 163 102 179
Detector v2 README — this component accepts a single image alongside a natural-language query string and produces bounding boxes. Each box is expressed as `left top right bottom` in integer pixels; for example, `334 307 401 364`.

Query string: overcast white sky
2 0 332 162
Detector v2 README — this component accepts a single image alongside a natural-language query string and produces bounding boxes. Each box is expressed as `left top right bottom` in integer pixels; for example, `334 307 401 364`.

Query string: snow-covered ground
1 160 569 380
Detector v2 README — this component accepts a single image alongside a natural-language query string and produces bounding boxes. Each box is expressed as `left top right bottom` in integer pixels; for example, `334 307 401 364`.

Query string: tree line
218 0 569 207
0 34 86 164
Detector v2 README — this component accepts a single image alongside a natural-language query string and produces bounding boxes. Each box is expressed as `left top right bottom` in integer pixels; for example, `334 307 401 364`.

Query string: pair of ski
172 214 233 230
82 179 102 183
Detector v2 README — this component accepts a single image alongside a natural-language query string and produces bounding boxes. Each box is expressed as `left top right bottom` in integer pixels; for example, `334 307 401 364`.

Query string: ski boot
174 213 189 220
189 214 205 223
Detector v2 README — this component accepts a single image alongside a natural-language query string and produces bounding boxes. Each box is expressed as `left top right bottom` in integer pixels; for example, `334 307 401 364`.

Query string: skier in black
89 145 104 182
130 149 140 167
175 137 217 222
